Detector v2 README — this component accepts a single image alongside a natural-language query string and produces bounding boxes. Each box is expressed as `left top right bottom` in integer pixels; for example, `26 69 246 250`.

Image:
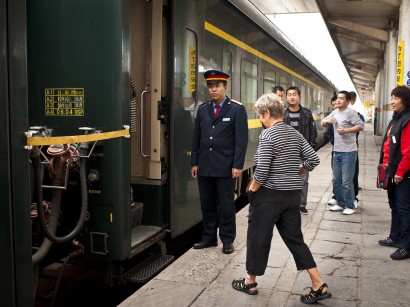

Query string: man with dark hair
283 86 317 214
273 85 285 101
191 69 248 254
322 91 364 215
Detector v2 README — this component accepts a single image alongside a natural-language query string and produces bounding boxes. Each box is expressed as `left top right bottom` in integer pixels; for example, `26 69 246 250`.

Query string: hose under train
31 149 88 264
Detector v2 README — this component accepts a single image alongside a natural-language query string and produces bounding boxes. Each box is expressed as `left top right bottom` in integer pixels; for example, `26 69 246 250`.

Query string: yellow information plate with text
45 88 84 116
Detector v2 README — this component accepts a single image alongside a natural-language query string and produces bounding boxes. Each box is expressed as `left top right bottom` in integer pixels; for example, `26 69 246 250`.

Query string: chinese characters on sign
189 46 196 93
45 88 85 116
396 41 404 86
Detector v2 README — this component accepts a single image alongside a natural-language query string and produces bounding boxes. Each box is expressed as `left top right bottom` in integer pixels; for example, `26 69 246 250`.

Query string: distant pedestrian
191 69 248 255
272 85 285 102
283 87 318 215
378 85 410 260
325 95 337 146
326 95 338 206
322 91 364 215
231 93 331 305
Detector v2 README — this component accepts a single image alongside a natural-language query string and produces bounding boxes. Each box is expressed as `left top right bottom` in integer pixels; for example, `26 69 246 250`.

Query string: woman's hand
249 181 261 193
299 164 307 175
394 174 403 184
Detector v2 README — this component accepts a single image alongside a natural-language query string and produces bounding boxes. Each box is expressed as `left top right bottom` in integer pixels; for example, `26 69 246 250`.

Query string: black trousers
353 151 359 198
387 176 410 250
246 187 316 275
197 176 236 244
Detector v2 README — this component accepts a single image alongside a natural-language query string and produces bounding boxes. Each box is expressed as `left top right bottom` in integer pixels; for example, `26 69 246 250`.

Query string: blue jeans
333 151 357 209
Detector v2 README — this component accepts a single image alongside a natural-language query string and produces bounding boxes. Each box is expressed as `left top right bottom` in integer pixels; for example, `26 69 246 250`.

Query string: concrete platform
119 125 409 307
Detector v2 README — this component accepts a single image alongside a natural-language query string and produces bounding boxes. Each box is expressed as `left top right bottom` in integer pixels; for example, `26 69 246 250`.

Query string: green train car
1 0 335 305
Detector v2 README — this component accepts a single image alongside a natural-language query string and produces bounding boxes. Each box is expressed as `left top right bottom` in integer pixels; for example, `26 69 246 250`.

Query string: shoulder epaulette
229 99 242 105
198 101 211 107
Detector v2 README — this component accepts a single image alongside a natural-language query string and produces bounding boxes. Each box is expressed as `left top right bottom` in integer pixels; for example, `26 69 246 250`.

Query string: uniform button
210 136 213 139
209 148 212 151
212 126 215 128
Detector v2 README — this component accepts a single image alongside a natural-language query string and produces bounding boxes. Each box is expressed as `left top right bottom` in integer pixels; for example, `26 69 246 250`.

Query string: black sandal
300 283 331 304
232 278 258 295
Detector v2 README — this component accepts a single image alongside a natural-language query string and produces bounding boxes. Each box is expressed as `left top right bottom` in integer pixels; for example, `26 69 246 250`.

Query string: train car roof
227 0 335 89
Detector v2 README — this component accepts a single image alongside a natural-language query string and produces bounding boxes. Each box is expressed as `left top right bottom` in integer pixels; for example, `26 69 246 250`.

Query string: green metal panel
133 184 167 226
27 0 131 260
0 0 15 305
0 0 34 306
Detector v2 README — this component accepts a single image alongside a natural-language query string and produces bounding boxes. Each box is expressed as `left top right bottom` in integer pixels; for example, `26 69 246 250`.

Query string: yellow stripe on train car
248 119 262 129
205 22 322 90
249 116 324 129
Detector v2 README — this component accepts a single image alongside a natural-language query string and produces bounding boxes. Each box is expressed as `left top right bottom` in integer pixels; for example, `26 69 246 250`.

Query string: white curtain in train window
264 69 276 94
241 58 258 110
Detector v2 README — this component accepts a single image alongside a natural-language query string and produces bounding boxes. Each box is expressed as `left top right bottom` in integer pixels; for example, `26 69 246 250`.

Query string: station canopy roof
250 0 400 102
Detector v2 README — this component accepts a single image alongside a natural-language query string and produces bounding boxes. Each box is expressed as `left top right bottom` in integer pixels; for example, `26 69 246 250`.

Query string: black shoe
300 207 308 215
378 237 398 247
390 248 410 260
222 244 234 254
193 240 217 249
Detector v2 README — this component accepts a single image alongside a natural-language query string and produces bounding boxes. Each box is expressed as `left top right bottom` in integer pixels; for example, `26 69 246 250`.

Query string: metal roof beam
352 77 375 86
329 19 389 42
353 81 373 90
348 70 377 80
346 64 378 76
351 76 374 84
335 32 384 50
352 75 376 83
376 0 400 7
344 58 379 71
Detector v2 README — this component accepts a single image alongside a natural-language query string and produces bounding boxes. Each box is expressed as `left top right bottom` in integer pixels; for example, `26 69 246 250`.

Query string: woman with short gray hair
232 93 331 304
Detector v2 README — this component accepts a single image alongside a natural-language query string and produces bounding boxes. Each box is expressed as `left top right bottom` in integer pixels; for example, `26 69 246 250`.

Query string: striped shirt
287 109 300 131
253 123 320 190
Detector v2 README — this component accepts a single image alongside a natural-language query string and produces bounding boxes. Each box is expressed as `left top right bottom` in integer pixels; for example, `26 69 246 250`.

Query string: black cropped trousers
246 186 316 276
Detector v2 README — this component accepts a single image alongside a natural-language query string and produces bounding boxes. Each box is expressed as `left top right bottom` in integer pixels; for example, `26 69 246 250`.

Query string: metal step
122 254 174 283
131 225 162 248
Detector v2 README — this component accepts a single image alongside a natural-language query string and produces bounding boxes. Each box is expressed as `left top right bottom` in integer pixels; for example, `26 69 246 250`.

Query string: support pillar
397 0 410 87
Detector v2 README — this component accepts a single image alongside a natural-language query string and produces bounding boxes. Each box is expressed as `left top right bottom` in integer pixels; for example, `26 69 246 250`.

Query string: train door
129 0 170 249
170 0 205 237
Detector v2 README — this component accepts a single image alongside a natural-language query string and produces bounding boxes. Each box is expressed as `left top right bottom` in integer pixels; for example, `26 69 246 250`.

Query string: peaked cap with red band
204 70 230 84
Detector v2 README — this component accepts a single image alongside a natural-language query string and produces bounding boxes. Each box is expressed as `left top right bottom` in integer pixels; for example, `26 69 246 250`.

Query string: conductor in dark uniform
191 70 248 254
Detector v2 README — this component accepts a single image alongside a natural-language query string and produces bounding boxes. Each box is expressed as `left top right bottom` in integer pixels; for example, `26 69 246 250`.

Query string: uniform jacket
379 110 410 177
191 97 248 177
283 105 318 150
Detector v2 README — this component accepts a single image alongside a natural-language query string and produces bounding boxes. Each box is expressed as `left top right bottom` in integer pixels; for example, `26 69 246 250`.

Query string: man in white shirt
321 91 364 215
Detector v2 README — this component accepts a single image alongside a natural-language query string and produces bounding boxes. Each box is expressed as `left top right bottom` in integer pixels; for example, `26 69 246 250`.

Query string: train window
313 89 319 111
263 70 276 94
308 86 314 109
223 49 232 98
301 84 307 106
240 58 258 110
182 28 198 110
280 75 288 90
